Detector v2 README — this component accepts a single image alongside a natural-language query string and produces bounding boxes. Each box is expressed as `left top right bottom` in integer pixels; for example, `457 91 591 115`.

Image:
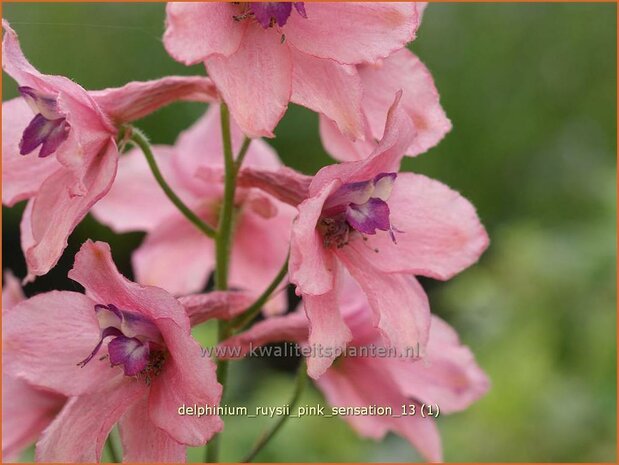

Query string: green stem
234 137 252 175
214 103 236 290
242 361 307 463
232 254 289 331
130 129 216 239
207 103 240 463
104 436 120 463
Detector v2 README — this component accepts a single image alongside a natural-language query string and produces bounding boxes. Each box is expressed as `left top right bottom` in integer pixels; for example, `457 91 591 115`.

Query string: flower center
318 173 398 249
234 2 307 29
18 86 70 158
78 304 166 383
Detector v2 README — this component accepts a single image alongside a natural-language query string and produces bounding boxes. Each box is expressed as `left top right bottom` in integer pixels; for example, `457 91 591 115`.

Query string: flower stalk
129 128 216 239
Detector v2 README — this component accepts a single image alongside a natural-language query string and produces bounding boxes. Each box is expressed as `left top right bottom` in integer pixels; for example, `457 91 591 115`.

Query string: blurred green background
2 3 616 462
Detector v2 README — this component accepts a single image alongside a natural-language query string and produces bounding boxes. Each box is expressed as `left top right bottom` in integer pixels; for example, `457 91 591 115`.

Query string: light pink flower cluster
3 3 489 462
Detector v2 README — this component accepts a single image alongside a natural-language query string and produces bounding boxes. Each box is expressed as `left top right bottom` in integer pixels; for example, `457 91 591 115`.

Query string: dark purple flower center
18 86 70 158
234 2 307 29
78 304 166 383
318 173 398 249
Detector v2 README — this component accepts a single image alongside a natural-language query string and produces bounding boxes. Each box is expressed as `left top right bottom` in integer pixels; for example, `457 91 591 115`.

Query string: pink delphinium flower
163 2 422 138
320 48 452 161
220 274 490 462
92 105 296 314
236 94 488 377
2 20 217 281
2 271 66 460
3 241 223 462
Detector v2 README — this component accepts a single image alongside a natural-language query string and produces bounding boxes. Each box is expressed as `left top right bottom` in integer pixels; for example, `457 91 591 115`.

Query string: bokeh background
2 3 616 462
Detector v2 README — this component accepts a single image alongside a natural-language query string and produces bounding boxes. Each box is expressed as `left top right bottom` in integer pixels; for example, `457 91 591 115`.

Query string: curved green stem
104 436 120 463
234 137 252 174
130 129 216 239
232 254 289 331
242 360 307 463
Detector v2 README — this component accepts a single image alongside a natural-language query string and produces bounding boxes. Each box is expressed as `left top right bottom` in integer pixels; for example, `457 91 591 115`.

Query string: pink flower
320 48 452 161
2 20 218 281
163 2 421 138
2 271 65 460
220 274 490 462
3 241 223 462
237 94 488 377
92 105 296 314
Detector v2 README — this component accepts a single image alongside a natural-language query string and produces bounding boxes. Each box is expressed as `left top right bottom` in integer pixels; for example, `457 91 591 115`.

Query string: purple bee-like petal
77 326 124 368
18 86 61 120
94 303 161 343
372 172 397 200
346 197 392 235
19 113 70 157
323 179 374 216
107 336 150 376
250 2 293 28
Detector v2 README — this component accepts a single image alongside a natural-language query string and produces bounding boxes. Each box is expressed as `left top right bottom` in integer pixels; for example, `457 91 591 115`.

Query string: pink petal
316 357 442 462
359 48 451 157
205 24 292 138
290 48 364 139
336 245 431 358
163 2 247 65
3 291 112 396
229 197 296 314
119 395 186 462
69 240 191 330
2 270 25 310
290 180 339 295
21 140 118 279
173 105 281 196
148 319 223 446
351 172 489 280
236 166 312 207
90 76 218 124
35 376 146 462
386 315 490 414
132 213 216 296
91 145 196 233
319 114 374 162
2 375 64 460
310 92 414 196
284 3 418 64
2 98 62 206
219 310 309 359
178 291 255 326
2 20 113 135
303 284 352 379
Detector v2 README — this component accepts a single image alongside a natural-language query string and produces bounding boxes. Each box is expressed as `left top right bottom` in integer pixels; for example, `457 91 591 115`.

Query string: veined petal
3 291 111 396
290 180 339 295
21 140 118 280
310 93 414 196
205 24 292 138
148 319 223 446
351 172 489 280
285 3 418 64
69 240 191 330
290 49 364 139
336 246 431 358
359 48 451 157
164 2 247 65
2 98 62 206
119 396 186 463
35 376 146 462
